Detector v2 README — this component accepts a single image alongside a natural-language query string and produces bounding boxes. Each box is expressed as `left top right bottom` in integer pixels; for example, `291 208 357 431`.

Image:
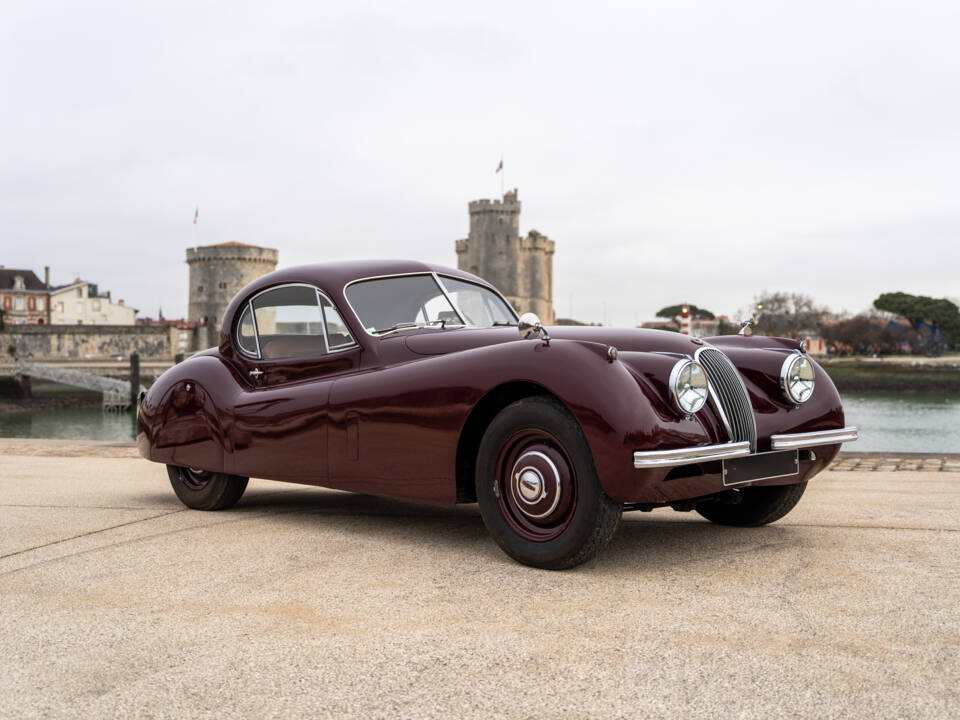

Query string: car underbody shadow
129 481 806 571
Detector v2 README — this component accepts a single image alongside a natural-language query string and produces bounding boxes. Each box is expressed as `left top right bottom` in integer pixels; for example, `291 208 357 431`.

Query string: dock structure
12 362 145 411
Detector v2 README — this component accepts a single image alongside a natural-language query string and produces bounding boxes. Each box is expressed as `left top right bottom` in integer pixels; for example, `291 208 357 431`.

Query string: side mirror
518 312 550 345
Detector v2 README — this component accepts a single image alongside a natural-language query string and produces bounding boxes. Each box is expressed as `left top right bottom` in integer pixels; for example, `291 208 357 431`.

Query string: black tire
167 465 249 511
476 396 621 570
695 481 807 526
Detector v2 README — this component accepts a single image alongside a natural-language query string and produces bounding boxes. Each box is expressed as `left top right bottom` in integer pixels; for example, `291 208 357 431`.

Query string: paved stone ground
0 443 957 719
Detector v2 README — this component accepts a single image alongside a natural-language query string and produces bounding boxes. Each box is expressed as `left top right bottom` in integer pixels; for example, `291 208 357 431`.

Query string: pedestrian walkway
832 452 960 472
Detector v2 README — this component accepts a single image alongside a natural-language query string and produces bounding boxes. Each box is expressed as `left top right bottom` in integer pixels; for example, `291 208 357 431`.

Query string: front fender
455 340 719 503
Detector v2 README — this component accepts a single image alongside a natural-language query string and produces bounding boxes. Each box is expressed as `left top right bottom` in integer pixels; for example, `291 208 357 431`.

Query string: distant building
0 266 50 325
49 280 137 325
641 316 721 338
186 242 279 349
455 189 555 323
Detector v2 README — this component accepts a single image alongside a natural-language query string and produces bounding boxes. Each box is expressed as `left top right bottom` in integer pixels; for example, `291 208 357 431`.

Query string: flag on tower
193 207 199 224
495 158 503 174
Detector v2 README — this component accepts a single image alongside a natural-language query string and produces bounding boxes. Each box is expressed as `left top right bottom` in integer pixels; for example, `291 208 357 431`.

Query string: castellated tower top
467 189 521 214
455 189 555 324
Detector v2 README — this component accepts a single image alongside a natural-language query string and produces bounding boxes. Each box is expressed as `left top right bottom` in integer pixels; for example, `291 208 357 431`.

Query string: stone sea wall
1 325 178 361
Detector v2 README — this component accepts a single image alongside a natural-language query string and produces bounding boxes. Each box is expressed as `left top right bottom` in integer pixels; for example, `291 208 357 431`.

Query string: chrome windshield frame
343 271 518 338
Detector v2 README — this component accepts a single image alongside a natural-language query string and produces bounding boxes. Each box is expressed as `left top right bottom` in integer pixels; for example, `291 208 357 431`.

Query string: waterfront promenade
1 440 957 719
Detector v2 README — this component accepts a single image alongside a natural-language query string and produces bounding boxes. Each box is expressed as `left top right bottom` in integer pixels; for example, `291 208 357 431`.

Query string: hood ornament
518 312 551 346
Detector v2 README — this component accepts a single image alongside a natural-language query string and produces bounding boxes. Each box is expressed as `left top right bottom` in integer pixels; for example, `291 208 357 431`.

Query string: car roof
217 259 503 354
242 259 496 295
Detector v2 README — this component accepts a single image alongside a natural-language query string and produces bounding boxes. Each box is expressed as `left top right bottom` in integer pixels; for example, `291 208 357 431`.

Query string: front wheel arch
455 381 563 503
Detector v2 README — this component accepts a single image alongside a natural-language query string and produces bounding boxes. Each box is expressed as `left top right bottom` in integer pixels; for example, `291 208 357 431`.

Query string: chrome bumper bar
633 441 751 469
633 427 859 470
770 426 859 450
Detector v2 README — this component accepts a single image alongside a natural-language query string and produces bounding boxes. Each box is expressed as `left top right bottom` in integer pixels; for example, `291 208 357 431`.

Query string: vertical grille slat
697 348 757 452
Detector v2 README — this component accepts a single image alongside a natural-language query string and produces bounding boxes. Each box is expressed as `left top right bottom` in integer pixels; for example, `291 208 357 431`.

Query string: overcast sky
2 0 958 326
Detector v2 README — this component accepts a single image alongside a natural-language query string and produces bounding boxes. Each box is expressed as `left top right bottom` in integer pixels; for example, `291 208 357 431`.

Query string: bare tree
746 291 827 339
820 313 911 355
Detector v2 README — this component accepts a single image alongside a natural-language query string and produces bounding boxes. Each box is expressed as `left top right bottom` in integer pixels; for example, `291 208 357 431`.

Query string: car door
227 283 361 483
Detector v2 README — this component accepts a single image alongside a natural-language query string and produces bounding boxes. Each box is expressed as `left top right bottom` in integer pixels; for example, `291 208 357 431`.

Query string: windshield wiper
371 322 420 335
424 319 466 329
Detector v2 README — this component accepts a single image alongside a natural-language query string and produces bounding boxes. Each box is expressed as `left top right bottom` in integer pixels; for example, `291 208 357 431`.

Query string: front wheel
476 396 621 570
695 481 807 526
167 465 249 510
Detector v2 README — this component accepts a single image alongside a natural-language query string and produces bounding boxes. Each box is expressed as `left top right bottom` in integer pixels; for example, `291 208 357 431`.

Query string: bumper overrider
633 426 859 469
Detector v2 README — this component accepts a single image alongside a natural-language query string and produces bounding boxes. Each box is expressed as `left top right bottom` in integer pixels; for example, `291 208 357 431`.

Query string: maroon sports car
138 260 857 569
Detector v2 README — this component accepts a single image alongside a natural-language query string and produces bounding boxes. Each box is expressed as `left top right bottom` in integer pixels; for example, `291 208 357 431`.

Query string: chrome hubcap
517 469 544 503
510 451 561 519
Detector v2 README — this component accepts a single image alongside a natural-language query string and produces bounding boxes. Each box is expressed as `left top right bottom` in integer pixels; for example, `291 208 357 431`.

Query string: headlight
781 353 815 404
669 359 709 414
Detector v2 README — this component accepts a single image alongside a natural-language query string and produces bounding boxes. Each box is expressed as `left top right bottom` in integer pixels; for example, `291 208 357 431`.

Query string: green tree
655 304 715 320
874 292 959 330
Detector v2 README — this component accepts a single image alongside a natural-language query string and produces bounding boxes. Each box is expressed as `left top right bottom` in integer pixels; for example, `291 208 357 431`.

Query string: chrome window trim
342 271 517 338
317 290 357 351
234 302 261 359
233 282 358 360
430 272 467 326
770 427 859 450
634 441 751 469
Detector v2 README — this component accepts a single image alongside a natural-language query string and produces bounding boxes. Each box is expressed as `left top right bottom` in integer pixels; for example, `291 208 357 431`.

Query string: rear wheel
476 396 621 570
695 482 807 526
167 465 248 510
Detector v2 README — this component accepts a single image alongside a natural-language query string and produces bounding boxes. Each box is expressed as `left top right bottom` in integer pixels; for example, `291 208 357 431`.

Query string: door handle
249 368 263 378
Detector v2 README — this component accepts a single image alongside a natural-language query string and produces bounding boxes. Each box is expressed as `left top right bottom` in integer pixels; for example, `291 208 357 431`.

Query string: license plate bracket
722 450 799 486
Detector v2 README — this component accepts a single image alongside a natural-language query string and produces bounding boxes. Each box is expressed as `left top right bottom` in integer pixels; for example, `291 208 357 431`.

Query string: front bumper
770 426 859 450
633 426 859 469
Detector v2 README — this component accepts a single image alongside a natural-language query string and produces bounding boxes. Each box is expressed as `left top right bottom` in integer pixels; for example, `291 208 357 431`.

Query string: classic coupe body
138 260 858 568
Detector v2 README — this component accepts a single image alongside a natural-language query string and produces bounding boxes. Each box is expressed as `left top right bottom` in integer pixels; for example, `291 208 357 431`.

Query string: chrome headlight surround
780 352 815 404
669 359 709 415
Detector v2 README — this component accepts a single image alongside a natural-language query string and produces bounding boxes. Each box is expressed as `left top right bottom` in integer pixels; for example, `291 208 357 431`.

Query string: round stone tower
455 189 555 323
186 242 278 348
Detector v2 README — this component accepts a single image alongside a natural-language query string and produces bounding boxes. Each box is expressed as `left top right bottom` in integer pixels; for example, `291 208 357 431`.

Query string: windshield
345 273 517 334
437 276 517 327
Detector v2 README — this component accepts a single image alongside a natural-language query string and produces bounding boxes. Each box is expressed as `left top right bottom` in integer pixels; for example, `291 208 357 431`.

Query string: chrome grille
697 347 757 451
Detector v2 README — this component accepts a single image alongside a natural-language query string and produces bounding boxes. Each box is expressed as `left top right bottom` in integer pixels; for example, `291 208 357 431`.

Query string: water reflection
842 392 960 453
0 408 139 442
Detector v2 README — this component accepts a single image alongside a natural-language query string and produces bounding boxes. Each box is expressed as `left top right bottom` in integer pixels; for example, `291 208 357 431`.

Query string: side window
320 295 355 350
251 286 327 359
234 285 356 360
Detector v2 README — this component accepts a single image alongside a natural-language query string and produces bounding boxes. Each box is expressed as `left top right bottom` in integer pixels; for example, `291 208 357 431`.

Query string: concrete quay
0 441 957 719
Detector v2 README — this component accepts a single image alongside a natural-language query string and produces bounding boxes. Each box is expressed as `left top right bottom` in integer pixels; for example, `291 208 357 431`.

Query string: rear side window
234 285 356 359
236 305 258 356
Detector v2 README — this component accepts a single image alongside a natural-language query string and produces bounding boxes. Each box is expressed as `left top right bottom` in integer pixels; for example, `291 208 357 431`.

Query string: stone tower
455 189 555 323
186 241 278 348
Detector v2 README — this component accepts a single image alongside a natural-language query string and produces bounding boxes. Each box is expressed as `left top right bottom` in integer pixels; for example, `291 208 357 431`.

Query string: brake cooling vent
697 347 757 451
